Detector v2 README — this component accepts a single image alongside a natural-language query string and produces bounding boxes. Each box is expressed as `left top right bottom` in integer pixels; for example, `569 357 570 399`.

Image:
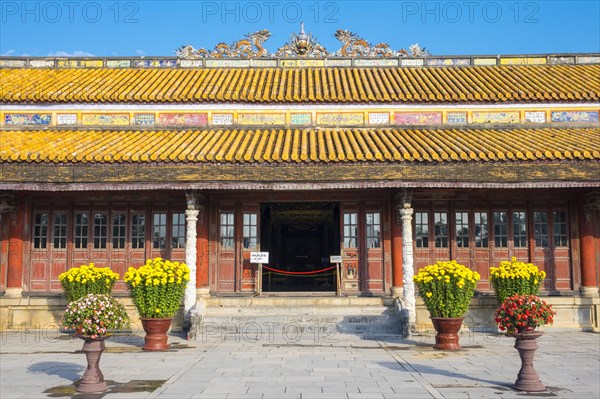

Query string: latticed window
131 213 145 249
553 211 568 247
112 213 126 249
474 212 488 247
343 212 358 248
33 213 48 249
94 213 108 249
534 211 548 247
220 213 235 249
513 211 527 247
74 213 89 249
415 212 429 248
455 212 469 248
493 211 508 248
434 212 448 248
243 213 258 249
172 213 186 249
153 213 167 249
366 212 381 248
53 212 68 249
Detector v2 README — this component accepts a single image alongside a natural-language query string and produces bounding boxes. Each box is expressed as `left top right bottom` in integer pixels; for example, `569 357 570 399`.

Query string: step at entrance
196 296 404 340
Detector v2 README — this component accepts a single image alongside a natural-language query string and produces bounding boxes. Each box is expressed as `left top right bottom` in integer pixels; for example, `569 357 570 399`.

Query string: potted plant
495 294 555 392
490 257 546 304
413 260 480 350
58 263 120 302
61 293 130 393
124 258 190 351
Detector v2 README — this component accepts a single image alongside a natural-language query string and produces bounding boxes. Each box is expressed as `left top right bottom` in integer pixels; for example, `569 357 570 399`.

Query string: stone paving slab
0 330 598 398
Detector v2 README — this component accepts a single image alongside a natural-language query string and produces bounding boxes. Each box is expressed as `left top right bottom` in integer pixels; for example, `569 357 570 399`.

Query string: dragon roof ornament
176 24 430 59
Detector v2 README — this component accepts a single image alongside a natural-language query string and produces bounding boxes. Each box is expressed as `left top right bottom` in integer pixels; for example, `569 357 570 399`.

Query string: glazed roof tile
2 64 599 104
1 127 598 164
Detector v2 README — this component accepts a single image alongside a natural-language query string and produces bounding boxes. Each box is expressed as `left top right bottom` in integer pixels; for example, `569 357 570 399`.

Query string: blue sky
1 0 599 57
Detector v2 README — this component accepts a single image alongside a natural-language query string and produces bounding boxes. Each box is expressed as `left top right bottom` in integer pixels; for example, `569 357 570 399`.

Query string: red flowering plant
495 294 556 335
61 294 130 339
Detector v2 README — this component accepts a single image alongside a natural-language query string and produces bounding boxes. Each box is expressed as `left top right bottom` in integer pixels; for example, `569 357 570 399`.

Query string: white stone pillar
400 207 416 325
184 208 199 318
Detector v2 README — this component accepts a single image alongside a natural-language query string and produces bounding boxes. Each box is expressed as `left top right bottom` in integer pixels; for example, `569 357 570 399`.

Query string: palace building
1 27 599 332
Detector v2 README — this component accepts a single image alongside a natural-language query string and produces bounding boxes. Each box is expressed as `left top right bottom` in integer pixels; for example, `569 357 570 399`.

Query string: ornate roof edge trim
1 53 599 69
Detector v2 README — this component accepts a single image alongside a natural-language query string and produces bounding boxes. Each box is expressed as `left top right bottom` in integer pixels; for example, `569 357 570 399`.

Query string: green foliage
58 263 119 302
490 257 546 304
61 293 129 338
495 294 555 335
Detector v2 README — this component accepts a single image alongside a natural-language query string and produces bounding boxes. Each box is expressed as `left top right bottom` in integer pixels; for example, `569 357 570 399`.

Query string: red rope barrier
262 265 336 275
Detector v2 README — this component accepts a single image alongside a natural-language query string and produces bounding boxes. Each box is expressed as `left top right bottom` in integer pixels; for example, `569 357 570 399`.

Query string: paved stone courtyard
1 328 598 398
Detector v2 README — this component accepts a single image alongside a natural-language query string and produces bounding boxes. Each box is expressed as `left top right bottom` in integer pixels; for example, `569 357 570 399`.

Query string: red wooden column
391 205 403 298
196 204 209 290
6 196 25 297
579 193 599 296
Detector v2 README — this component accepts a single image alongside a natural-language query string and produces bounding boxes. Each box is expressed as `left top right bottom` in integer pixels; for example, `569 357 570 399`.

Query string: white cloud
2 49 16 56
135 49 145 56
47 50 95 57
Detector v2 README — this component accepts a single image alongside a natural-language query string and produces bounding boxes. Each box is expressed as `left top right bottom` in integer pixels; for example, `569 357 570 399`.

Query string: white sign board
330 255 343 263
250 252 269 264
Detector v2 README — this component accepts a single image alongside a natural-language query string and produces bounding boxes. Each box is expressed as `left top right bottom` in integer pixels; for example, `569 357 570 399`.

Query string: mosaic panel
250 59 277 67
82 60 104 67
325 59 352 67
551 111 599 123
159 113 208 126
354 59 398 67
0 59 27 67
400 59 424 66
317 113 364 126
30 60 54 68
548 56 575 65
295 60 326 67
180 60 203 67
578 56 600 64
368 113 390 125
473 58 497 66
426 58 471 66
280 60 298 67
472 112 520 124
446 112 467 124
212 113 234 125
238 113 285 125
290 113 312 125
57 114 78 125
4 113 51 126
394 112 442 125
106 60 131 67
82 114 130 126
133 59 178 68
134 114 155 126
500 57 546 65
57 60 79 68
524 111 546 123
205 59 250 67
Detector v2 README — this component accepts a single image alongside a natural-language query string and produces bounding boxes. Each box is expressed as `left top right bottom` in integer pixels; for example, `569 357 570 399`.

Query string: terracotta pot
140 317 173 351
513 331 546 392
77 335 109 393
430 317 464 350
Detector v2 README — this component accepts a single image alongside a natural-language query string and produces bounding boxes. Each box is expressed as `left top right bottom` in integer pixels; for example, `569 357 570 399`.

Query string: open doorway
260 202 340 292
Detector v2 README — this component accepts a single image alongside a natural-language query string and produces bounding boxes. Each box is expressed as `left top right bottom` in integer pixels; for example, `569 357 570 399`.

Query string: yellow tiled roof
2 65 599 103
1 127 598 164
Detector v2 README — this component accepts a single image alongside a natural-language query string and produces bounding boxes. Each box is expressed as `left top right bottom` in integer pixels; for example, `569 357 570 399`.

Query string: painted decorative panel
133 59 178 68
180 60 203 67
57 60 79 68
250 59 277 67
446 112 467 124
0 59 27 67
58 60 104 68
524 111 546 123
551 111 599 123
548 56 575 65
212 114 234 125
159 113 208 126
30 60 54 68
295 60 325 67
316 113 364 126
471 112 519 124
354 59 398 67
4 113 51 125
106 60 131 67
238 113 285 125
82 60 104 68
368 113 390 125
426 58 470 66
290 113 312 125
82 114 130 126
134 114 155 125
500 57 546 65
578 56 600 64
400 59 424 66
325 59 352 67
280 60 298 67
394 112 442 125
57 114 78 125
473 58 497 66
205 59 250 67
